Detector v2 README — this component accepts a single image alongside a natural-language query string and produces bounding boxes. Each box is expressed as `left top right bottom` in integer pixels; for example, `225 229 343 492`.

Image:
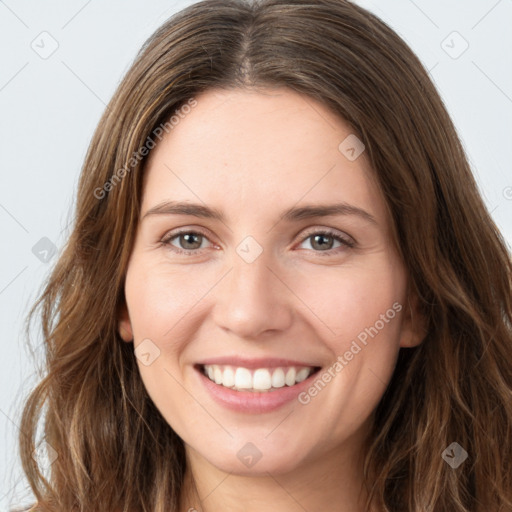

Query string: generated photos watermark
298 301 403 405
94 97 198 200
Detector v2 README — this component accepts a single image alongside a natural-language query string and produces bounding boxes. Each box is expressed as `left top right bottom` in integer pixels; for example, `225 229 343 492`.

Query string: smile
202 364 318 392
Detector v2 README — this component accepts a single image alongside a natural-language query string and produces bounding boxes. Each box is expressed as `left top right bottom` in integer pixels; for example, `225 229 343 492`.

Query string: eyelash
160 228 355 257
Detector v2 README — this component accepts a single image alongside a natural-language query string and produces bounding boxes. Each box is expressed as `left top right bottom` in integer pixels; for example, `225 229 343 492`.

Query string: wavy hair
15 0 512 510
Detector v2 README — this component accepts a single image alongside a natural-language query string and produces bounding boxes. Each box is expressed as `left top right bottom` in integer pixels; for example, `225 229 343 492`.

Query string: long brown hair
15 0 512 510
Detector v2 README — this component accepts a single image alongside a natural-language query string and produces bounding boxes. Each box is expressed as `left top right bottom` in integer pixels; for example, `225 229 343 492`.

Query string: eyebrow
142 200 378 225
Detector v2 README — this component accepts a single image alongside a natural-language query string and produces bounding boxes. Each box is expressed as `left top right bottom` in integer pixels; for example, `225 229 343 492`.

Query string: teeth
223 366 235 387
253 369 272 390
271 368 285 388
295 368 310 383
234 367 252 389
285 368 296 386
202 364 316 391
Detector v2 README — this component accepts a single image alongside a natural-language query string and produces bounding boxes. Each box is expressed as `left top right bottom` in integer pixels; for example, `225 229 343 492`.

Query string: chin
195 440 310 477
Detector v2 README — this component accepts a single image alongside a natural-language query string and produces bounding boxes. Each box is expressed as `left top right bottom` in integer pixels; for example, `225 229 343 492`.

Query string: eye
297 229 355 256
161 230 214 255
160 228 355 256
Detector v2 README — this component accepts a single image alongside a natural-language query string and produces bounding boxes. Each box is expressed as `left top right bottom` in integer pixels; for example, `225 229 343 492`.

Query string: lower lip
195 367 320 413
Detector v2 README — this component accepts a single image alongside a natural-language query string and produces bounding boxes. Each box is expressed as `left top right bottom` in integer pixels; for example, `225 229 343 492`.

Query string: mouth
194 357 323 413
198 364 321 392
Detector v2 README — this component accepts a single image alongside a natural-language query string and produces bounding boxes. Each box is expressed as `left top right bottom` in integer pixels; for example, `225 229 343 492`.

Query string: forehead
142 87 388 226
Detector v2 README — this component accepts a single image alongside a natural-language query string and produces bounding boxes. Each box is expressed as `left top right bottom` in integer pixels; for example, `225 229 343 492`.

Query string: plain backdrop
1 0 511 508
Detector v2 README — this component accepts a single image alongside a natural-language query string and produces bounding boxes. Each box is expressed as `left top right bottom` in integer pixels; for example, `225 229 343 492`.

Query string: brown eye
162 230 212 254
310 233 336 251
176 233 203 250
298 230 355 256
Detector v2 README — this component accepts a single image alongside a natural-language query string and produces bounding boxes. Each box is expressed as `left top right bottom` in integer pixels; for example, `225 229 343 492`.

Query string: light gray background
1 0 511 508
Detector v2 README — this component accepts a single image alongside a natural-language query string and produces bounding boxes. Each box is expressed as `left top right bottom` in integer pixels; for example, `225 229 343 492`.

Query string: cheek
290 257 407 344
122 249 409 465
125 250 408 353
124 260 214 342
291 258 407 411
123 261 211 429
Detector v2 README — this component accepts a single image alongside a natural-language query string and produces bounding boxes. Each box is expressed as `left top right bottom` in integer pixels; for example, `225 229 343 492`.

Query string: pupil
313 234 332 250
182 233 200 249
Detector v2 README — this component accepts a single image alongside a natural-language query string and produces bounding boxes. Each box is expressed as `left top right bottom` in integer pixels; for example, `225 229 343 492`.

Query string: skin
118 87 426 512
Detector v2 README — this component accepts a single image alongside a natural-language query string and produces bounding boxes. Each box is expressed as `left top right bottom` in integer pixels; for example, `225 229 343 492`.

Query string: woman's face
119 87 424 475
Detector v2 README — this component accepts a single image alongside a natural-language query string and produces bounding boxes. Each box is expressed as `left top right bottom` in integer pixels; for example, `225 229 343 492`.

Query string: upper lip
196 357 321 369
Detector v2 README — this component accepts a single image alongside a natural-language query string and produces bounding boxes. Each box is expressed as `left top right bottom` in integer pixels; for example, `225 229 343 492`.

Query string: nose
212 248 294 339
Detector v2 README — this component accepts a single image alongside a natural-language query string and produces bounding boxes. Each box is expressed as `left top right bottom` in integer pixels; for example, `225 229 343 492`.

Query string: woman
16 0 512 510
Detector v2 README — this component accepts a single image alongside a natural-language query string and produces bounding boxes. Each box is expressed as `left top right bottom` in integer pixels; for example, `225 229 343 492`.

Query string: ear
118 301 134 343
399 292 428 348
